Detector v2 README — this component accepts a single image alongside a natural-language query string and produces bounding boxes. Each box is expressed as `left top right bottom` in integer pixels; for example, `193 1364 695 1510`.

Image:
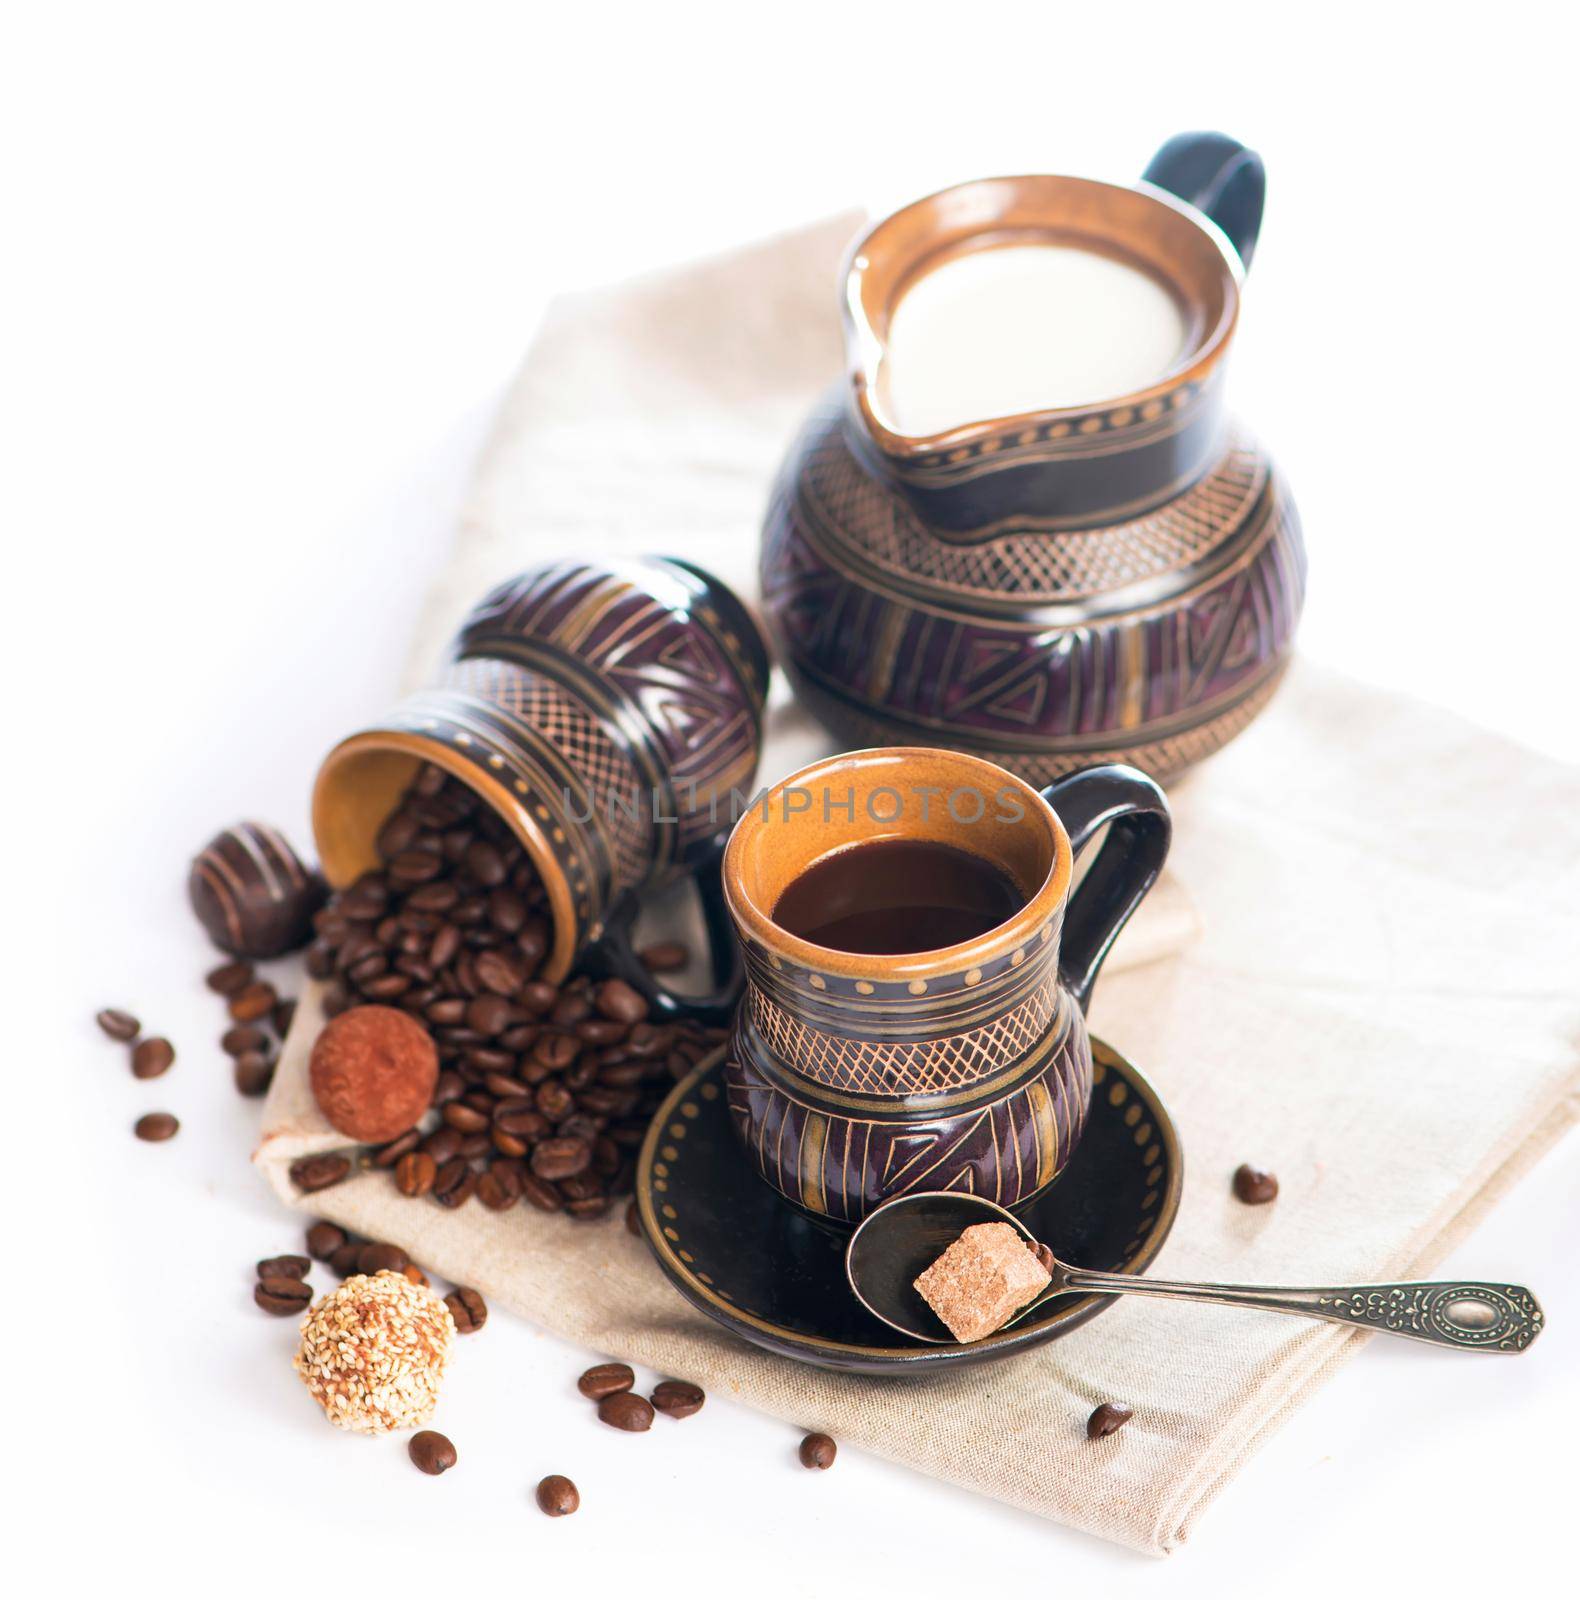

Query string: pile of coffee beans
298 762 726 1217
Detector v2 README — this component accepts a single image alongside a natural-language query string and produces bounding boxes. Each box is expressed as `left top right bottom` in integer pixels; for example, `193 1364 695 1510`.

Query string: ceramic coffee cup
312 556 769 1019
721 748 1170 1222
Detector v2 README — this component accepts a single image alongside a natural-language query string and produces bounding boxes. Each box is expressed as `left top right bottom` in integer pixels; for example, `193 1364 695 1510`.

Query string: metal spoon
845 1192 1544 1353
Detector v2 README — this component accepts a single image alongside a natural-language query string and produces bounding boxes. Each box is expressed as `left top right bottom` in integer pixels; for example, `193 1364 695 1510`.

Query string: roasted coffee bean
559 1173 609 1218
422 1126 463 1164
408 1430 457 1476
576 1017 628 1046
389 849 444 885
577 1363 634 1400
426 997 467 1027
254 1276 313 1315
597 1391 654 1432
329 1242 363 1276
464 840 507 887
651 1379 704 1419
624 1199 641 1237
442 1101 490 1134
377 810 421 858
96 1007 141 1041
432 1160 477 1209
535 1080 576 1121
481 1071 523 1099
290 1153 351 1193
403 1263 430 1287
221 1023 268 1057
532 1136 591 1182
551 992 592 1027
1232 1163 1279 1204
535 1474 579 1517
257 1254 310 1280
371 1128 422 1168
271 997 298 1036
446 1288 487 1334
357 1242 410 1275
518 980 558 1016
638 942 689 974
477 1171 517 1211
395 1151 438 1197
1086 1402 1134 1440
594 979 648 1026
134 1111 179 1142
474 949 525 997
464 994 512 1036
520 1174 564 1212
131 1036 176 1079
531 1032 579 1072
494 1103 549 1140
306 1221 346 1260
233 1051 274 1097
431 1072 465 1108
798 1432 837 1470
206 959 255 995
228 982 278 1023
488 889 527 934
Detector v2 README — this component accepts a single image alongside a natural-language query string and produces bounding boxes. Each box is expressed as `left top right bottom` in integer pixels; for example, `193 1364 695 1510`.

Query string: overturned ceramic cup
313 557 769 1016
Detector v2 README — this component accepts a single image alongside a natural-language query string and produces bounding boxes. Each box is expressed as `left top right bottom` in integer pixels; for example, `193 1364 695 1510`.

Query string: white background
8 1 1578 1591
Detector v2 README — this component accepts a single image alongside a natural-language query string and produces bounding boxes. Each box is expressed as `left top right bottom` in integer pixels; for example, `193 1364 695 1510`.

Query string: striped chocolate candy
188 821 326 957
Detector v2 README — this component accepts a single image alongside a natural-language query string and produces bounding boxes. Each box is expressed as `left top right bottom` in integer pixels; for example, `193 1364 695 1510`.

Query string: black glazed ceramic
636 1037 1183 1375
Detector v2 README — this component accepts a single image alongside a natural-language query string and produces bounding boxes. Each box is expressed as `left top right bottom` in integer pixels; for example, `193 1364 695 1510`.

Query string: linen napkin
258 216 1580 1555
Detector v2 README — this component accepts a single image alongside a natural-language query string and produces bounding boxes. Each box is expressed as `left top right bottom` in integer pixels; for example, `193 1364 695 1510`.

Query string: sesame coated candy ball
293 1271 457 1435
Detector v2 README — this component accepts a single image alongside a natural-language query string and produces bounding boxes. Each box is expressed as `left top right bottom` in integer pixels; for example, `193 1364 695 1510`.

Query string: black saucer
635 1038 1183 1375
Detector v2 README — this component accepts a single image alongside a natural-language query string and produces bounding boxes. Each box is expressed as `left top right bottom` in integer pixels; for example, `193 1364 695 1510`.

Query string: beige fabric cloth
257 217 1580 1555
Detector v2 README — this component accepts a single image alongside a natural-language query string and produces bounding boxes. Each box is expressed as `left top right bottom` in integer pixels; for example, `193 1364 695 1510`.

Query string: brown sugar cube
912 1222 1052 1343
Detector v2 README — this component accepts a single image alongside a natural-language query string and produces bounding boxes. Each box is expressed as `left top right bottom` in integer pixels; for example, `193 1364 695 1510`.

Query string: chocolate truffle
188 821 327 958
309 1005 439 1143
913 1221 1052 1343
293 1272 457 1434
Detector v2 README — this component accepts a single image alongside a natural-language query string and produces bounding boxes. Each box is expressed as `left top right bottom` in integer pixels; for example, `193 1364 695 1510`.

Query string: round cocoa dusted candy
309 1005 439 1143
188 821 327 958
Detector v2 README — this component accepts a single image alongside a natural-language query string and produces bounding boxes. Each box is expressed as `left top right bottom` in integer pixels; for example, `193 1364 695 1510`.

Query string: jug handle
1142 131 1266 270
1039 765 1172 1014
584 832 741 1027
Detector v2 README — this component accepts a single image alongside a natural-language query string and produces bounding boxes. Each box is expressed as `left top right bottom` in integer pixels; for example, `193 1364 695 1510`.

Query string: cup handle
1142 131 1265 270
1039 765 1171 1014
585 834 741 1027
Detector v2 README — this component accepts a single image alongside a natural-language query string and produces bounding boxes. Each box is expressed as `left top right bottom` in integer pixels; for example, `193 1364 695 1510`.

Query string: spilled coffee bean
134 1111 179 1142
96 1007 140 1041
206 960 255 996
1086 1402 1134 1439
305 1221 346 1260
228 981 278 1024
408 1430 457 1476
254 1276 313 1315
221 1024 268 1057
597 1391 654 1432
256 1255 310 1280
577 1362 634 1400
798 1432 837 1470
1232 1163 1279 1205
637 942 688 973
651 1379 705 1419
131 1037 176 1080
446 1288 487 1333
535 1474 579 1517
233 1052 274 1098
357 1242 409 1275
290 1153 351 1193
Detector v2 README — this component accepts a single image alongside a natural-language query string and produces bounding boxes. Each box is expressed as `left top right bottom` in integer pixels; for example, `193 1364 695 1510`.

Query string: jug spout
841 166 1247 538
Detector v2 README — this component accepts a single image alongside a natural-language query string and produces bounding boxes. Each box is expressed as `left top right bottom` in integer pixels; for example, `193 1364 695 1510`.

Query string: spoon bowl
846 1192 1045 1343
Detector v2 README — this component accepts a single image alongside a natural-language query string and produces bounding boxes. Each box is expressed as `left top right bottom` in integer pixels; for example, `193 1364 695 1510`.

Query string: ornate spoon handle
1058 1271 1544 1352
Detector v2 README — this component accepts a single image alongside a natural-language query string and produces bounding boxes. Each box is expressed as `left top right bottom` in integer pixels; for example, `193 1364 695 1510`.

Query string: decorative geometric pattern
458 559 767 864
747 973 1064 1095
1313 1284 1543 1352
724 1005 1092 1223
436 656 652 894
761 417 1305 785
794 399 1267 601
